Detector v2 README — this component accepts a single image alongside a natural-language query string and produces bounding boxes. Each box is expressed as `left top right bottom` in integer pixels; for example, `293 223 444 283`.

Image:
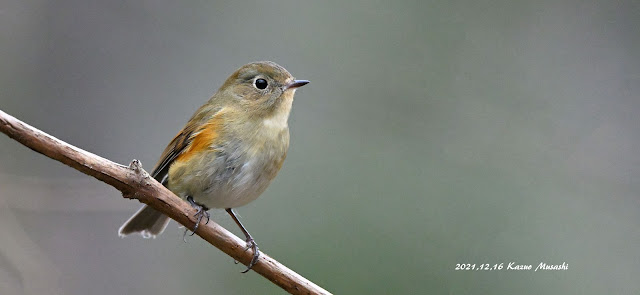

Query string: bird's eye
254 78 268 90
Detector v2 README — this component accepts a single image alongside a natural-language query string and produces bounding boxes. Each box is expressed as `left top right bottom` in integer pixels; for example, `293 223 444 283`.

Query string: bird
118 61 308 272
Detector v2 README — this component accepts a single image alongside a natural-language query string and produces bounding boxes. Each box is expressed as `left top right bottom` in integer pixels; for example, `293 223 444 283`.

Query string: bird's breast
168 126 289 209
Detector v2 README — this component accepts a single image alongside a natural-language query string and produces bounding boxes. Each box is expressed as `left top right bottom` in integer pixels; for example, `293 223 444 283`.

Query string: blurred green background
1 0 639 294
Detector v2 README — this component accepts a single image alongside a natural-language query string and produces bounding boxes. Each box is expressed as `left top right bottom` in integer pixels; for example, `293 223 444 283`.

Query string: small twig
0 109 331 295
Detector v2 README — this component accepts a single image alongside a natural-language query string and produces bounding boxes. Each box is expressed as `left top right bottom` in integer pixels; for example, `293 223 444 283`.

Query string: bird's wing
150 106 224 185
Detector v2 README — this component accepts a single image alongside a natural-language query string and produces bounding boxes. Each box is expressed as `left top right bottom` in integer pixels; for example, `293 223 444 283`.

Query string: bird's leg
226 208 259 273
183 196 210 242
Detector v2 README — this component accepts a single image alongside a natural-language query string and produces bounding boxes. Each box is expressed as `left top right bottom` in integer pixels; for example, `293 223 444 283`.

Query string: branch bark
0 109 331 295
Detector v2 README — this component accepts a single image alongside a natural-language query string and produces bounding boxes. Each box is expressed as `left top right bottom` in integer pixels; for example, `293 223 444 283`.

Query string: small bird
118 61 308 271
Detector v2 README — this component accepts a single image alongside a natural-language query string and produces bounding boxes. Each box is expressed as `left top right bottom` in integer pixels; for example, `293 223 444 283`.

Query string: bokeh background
1 0 639 294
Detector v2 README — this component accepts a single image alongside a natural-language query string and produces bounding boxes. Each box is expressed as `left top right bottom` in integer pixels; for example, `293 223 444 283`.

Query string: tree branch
0 109 331 295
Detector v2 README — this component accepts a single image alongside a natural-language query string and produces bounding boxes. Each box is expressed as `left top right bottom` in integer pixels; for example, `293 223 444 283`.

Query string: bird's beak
284 80 310 90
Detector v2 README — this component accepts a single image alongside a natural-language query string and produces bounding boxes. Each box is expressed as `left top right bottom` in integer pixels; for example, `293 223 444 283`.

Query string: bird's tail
118 205 170 239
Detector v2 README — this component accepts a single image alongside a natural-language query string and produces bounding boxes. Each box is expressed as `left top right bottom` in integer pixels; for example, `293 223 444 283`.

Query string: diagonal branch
0 109 331 295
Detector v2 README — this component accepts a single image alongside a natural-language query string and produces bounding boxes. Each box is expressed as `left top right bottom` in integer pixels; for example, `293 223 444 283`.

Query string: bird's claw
241 238 260 273
183 197 210 242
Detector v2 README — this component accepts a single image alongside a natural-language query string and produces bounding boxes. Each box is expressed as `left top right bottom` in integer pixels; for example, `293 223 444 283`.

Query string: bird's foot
183 196 210 242
241 237 260 273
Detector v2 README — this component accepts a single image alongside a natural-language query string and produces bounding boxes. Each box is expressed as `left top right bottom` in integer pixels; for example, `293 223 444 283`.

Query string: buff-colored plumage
118 61 308 257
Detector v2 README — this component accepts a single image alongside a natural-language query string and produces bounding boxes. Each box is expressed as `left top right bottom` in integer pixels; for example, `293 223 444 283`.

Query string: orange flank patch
176 115 224 162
